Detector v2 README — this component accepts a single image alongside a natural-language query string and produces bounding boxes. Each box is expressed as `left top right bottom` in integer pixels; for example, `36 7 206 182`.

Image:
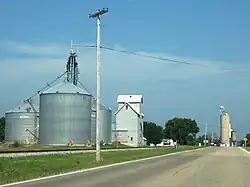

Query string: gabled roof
117 95 143 104
114 102 140 116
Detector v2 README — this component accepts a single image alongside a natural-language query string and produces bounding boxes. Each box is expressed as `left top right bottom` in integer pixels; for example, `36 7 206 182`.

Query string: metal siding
91 98 112 144
39 93 91 145
91 110 96 144
115 105 139 147
5 112 37 142
91 107 112 144
231 131 236 142
100 108 112 143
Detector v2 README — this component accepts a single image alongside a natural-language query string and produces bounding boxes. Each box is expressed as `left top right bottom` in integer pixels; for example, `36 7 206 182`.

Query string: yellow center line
173 166 189 175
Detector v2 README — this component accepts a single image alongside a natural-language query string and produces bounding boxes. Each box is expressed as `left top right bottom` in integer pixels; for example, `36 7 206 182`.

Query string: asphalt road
4 147 250 187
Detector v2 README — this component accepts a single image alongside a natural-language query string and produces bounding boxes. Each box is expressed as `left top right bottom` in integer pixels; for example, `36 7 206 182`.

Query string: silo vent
25 107 32 112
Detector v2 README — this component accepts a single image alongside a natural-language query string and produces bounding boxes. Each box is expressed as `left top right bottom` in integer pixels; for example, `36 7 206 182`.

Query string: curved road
3 147 250 187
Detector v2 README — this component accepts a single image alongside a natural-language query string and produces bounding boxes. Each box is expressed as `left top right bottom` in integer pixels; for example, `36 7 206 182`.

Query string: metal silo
231 130 236 143
5 101 39 144
100 105 112 143
91 97 96 144
111 122 116 143
39 82 91 145
91 99 112 144
220 112 230 145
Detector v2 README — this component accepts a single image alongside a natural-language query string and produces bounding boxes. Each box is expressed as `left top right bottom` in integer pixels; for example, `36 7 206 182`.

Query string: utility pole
89 8 108 163
204 124 207 146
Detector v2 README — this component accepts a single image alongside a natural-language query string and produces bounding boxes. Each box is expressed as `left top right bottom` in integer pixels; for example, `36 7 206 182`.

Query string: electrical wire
79 44 248 73
26 71 67 101
77 80 110 109
100 46 249 72
77 80 93 96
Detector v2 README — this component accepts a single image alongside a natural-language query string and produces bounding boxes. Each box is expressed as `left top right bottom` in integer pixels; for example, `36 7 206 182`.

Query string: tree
163 117 199 145
242 133 250 146
0 117 5 141
143 121 163 146
196 132 220 145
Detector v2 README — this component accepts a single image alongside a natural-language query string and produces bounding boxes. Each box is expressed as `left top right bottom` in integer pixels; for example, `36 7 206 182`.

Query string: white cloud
0 41 68 56
0 40 248 86
1 40 249 85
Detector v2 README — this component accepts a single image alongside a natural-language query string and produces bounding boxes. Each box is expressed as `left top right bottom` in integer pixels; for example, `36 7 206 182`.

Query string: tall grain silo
91 98 112 144
220 112 230 145
39 82 92 145
5 100 39 144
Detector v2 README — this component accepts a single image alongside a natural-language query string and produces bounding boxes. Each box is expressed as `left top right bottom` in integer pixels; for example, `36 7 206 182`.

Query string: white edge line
0 147 208 187
239 147 250 154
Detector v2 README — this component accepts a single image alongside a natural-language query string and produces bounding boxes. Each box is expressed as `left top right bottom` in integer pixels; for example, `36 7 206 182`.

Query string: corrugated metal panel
5 101 38 143
91 99 112 144
231 131 236 142
100 107 112 143
39 83 91 145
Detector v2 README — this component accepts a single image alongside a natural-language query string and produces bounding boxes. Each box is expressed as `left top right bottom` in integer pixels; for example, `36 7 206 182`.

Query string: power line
78 44 249 73
26 71 67 101
100 46 249 72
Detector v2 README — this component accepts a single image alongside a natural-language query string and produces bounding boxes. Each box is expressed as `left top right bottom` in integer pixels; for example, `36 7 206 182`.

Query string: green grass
244 147 250 151
0 146 201 185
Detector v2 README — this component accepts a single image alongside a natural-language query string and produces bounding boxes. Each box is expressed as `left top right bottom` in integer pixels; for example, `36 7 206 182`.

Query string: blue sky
0 0 250 139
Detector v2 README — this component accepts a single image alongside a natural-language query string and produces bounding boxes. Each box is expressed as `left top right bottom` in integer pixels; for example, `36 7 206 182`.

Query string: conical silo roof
91 97 111 111
6 101 39 113
41 82 90 95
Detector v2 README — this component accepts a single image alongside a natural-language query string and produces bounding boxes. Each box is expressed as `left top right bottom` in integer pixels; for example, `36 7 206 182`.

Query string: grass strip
0 146 202 185
244 147 250 151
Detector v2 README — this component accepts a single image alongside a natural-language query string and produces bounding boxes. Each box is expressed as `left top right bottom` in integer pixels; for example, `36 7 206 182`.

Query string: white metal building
115 95 144 147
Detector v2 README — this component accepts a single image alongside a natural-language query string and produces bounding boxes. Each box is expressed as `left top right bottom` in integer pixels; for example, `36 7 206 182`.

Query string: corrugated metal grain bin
231 130 236 142
91 99 112 144
39 82 91 145
91 97 96 144
5 101 39 143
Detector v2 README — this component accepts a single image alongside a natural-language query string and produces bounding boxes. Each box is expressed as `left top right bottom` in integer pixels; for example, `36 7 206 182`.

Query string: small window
125 105 128 110
131 137 133 141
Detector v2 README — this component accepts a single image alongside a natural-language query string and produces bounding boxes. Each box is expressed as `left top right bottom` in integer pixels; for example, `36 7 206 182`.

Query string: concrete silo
220 112 230 146
39 82 92 145
91 99 112 144
5 100 39 144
